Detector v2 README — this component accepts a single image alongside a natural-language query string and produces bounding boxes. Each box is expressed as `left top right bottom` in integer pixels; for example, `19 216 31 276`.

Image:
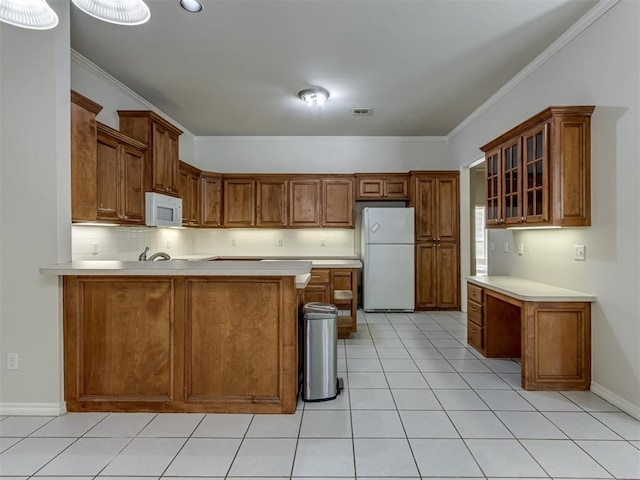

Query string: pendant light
0 0 59 30
71 0 150 25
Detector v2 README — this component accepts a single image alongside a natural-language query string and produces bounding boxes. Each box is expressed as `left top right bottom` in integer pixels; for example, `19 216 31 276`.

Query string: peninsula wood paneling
64 277 174 405
63 275 298 413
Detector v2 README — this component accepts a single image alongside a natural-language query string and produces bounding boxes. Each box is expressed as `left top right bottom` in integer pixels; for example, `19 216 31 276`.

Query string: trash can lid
303 302 338 314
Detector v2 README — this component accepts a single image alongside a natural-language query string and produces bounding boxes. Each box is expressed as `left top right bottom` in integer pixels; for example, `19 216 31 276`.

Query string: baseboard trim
591 382 640 420
0 402 66 416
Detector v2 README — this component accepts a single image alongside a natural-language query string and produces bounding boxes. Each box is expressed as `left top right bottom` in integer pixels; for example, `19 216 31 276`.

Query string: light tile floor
1 310 639 479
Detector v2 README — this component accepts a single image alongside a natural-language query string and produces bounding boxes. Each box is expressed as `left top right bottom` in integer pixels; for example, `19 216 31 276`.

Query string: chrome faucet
148 251 171 261
138 246 149 261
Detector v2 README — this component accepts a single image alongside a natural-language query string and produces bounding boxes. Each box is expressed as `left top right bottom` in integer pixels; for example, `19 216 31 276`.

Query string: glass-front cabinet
502 139 521 225
522 123 549 223
485 149 501 226
481 106 593 229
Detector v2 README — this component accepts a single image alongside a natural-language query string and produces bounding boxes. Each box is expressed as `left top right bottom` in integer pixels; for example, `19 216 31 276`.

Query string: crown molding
70 49 195 141
448 0 620 140
194 135 449 143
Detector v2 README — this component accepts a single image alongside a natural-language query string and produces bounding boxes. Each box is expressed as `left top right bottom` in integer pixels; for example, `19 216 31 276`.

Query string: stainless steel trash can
302 302 343 402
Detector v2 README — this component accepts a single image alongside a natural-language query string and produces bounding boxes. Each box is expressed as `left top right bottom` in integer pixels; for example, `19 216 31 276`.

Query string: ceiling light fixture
297 87 330 106
180 0 202 13
0 0 59 30
71 0 150 26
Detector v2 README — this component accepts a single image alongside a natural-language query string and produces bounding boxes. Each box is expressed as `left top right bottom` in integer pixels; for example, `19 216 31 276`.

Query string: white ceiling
70 0 598 137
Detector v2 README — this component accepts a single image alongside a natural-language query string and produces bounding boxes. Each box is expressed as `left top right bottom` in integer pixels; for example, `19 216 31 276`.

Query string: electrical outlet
489 241 495 252
320 239 326 247
277 239 283 247
574 245 586 261
7 353 18 370
517 243 524 256
503 242 509 253
92 242 99 255
231 239 237 247
166 240 171 249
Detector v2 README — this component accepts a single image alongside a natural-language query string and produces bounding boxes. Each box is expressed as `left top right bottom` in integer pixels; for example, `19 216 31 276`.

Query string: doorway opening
470 163 487 276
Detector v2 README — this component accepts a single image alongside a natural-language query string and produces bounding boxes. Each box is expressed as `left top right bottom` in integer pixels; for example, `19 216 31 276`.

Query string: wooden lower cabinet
301 268 358 338
415 242 459 310
63 275 298 413
466 281 591 390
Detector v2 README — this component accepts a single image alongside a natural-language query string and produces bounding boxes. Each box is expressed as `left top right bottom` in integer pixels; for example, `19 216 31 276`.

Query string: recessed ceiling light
180 0 202 13
297 87 330 106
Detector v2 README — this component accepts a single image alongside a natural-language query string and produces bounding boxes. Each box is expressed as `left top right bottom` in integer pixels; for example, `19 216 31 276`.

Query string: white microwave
145 192 182 227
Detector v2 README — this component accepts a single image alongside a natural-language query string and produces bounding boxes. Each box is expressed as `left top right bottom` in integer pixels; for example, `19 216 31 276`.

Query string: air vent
352 108 373 116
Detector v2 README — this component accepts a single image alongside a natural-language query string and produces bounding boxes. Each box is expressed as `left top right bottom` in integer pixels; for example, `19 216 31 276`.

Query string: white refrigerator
362 207 415 312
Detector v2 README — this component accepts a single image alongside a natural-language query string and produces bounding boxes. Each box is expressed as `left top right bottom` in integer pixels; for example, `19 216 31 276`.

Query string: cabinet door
415 243 437 309
357 178 385 199
200 174 222 227
385 177 409 199
188 173 199 225
301 284 331 304
485 149 502 226
436 242 459 309
414 176 435 242
522 123 549 224
120 144 145 224
501 139 522 226
96 133 120 222
179 168 191 225
151 124 179 196
322 178 354 228
435 176 459 243
290 179 321 227
224 178 255 227
415 242 459 310
256 178 288 227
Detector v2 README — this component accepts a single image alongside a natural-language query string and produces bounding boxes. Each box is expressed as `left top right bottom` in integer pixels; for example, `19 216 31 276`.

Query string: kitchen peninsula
41 260 313 414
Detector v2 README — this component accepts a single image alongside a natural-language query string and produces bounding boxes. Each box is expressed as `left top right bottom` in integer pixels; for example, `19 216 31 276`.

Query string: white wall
0 1 71 414
71 53 196 164
194 136 450 173
450 0 640 416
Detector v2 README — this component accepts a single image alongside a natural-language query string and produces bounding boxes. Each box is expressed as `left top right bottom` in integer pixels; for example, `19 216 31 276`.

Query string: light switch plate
574 245 586 261
517 243 524 255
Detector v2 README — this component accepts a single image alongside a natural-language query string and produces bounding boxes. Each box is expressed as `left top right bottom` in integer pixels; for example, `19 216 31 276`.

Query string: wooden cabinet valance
481 106 594 228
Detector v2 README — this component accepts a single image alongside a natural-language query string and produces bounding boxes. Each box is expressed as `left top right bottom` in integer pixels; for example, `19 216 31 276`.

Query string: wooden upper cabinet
118 110 183 197
256 176 288 227
223 177 255 227
480 106 593 228
356 174 409 200
411 172 459 243
70 90 103 223
179 161 201 227
289 178 322 228
322 177 355 228
96 123 146 225
200 173 222 227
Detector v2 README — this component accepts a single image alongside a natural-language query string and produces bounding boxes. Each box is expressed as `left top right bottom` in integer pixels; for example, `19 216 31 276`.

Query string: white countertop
41 260 313 288
172 254 362 268
467 276 595 302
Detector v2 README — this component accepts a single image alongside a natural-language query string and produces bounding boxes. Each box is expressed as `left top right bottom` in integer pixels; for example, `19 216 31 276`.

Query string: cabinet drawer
467 300 483 326
308 269 330 284
468 283 483 304
467 320 483 350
